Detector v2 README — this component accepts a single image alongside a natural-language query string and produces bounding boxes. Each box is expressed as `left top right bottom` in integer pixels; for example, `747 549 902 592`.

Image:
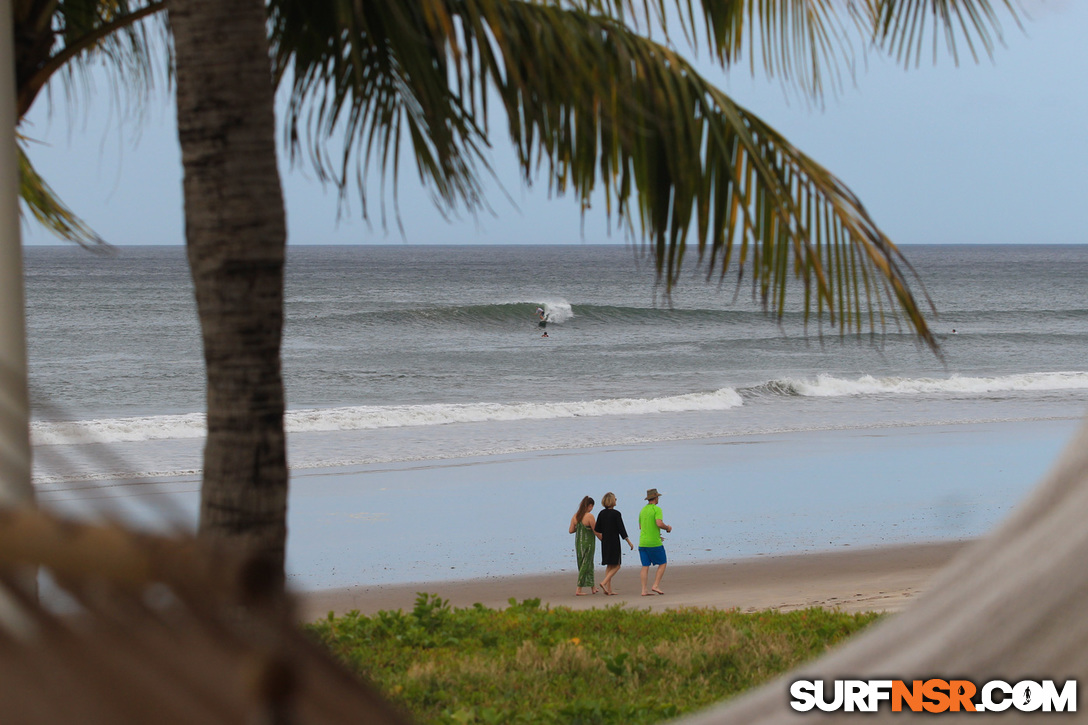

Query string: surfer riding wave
532 301 573 337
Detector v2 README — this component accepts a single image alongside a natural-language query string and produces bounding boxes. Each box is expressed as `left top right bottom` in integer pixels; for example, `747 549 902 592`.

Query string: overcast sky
19 0 1087 246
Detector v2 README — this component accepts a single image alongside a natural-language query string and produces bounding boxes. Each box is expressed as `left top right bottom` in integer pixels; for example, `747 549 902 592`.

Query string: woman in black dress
594 491 634 595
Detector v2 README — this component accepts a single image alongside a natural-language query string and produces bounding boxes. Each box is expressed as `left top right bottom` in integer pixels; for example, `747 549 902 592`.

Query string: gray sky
19 0 1087 246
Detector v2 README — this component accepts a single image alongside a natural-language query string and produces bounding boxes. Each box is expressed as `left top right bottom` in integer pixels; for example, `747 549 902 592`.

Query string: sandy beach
42 417 1079 625
287 419 1076 622
298 539 968 620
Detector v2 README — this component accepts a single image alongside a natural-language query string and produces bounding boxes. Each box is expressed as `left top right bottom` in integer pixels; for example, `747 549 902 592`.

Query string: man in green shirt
638 488 672 595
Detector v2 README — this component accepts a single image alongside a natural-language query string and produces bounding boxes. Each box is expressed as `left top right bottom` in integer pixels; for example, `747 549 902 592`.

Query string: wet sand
41 418 1074 623
278 419 1074 593
298 539 967 621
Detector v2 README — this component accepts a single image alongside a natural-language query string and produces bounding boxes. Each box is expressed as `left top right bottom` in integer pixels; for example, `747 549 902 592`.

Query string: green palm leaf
578 0 1022 86
14 0 170 245
18 141 107 248
271 0 955 349
15 0 1022 265
576 0 862 99
863 0 1024 66
14 0 169 119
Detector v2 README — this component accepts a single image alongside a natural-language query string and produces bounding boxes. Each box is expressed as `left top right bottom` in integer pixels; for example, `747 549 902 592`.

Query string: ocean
23 243 1088 588
24 243 1088 488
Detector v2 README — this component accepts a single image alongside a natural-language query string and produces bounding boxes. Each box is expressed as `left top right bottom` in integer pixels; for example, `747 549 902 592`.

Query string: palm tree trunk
0 0 32 510
169 0 289 585
0 0 38 625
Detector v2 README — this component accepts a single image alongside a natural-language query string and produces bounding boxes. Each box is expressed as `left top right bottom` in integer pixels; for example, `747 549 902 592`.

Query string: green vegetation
309 593 882 724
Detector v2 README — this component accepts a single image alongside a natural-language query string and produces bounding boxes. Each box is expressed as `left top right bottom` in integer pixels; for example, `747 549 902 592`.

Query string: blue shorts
639 546 667 567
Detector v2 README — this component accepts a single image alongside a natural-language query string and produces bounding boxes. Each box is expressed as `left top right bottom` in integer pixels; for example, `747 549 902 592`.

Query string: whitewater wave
34 414 1081 487
32 413 209 446
537 299 574 324
31 388 744 446
32 371 1088 447
763 371 1088 397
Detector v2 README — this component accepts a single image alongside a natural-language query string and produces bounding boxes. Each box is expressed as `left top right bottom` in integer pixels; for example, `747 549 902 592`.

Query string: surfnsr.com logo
790 679 1076 713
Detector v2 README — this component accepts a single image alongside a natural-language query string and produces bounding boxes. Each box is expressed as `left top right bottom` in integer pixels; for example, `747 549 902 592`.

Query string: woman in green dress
569 496 603 595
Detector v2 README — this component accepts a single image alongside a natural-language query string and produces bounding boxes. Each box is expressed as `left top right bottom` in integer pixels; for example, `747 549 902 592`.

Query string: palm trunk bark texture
169 0 288 584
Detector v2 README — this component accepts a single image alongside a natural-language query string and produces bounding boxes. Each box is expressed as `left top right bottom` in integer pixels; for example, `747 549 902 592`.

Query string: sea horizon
26 243 1088 486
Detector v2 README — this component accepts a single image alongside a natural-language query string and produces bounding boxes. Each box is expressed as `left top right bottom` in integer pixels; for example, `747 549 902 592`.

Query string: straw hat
645 488 662 500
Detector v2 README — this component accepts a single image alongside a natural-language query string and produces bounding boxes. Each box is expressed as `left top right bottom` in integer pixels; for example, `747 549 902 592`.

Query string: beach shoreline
278 418 1075 592
297 539 970 621
42 417 1079 605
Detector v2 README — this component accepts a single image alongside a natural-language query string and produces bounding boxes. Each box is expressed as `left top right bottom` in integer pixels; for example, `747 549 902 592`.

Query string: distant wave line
759 371 1088 397
31 371 1088 447
30 388 745 446
290 300 577 327
287 300 773 328
288 302 1088 328
33 414 1080 486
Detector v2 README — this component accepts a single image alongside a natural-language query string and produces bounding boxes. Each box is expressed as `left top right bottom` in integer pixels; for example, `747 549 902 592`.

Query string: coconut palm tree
167 0 289 579
10 0 1023 578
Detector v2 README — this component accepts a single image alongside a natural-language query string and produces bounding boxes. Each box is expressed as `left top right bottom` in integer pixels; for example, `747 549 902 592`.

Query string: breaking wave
760 371 1088 397
31 388 744 446
32 371 1088 447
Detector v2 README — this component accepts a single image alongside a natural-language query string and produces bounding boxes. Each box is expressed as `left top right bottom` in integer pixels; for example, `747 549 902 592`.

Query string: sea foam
769 371 1088 397
31 371 1088 447
31 388 744 446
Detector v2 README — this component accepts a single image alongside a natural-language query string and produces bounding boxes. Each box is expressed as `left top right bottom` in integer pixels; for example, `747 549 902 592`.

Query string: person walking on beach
595 492 634 595
639 488 671 596
569 495 602 595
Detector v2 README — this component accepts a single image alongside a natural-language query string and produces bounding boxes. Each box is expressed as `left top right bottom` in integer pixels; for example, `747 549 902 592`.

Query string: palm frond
575 0 863 99
19 142 109 249
862 0 1025 66
502 3 934 346
566 0 1023 91
272 0 937 349
13 1 171 247
16 0 171 120
269 0 492 225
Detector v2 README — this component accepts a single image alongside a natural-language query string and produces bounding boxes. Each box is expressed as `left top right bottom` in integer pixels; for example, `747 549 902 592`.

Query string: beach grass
308 593 882 723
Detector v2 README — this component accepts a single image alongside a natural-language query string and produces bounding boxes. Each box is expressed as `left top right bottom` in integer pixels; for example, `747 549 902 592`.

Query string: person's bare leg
602 564 619 594
652 563 667 594
641 565 652 596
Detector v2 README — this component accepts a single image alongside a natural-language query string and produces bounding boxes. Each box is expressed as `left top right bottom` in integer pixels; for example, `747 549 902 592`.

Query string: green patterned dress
575 521 596 588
